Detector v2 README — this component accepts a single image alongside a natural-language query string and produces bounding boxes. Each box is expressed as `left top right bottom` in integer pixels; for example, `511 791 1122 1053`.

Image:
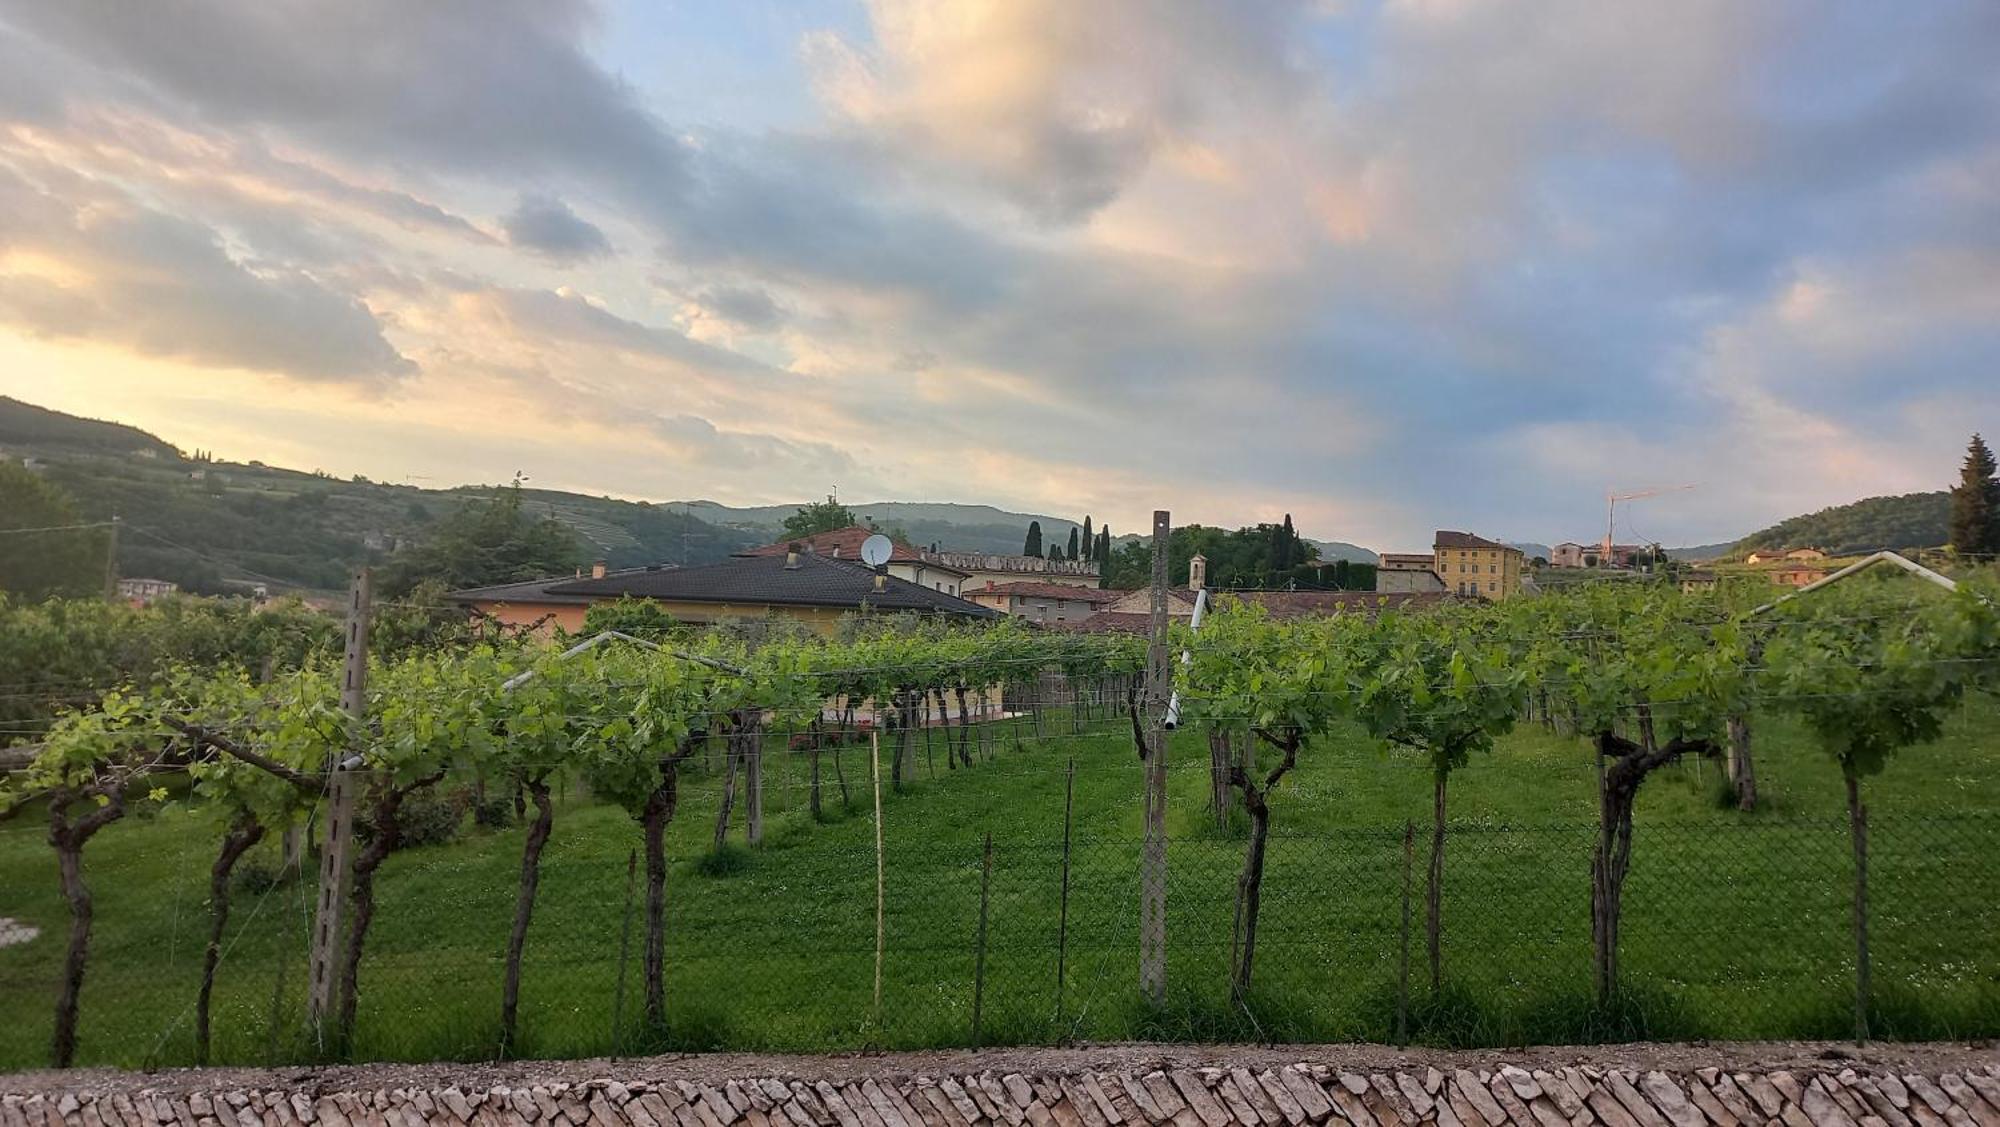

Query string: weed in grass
693 843 752 878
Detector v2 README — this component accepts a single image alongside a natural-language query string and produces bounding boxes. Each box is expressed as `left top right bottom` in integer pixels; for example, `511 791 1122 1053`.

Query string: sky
0 1 1996 553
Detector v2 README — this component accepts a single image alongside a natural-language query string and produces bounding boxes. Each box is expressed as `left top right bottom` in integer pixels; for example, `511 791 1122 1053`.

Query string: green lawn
2 698 1997 1071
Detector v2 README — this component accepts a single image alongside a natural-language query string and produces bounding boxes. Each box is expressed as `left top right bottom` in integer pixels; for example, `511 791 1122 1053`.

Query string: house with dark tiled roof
736 526 972 596
449 550 1000 635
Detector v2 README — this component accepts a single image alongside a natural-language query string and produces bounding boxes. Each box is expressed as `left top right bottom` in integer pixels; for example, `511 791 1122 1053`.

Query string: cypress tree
1951 433 2000 557
1066 526 1080 562
1096 528 1111 563
1081 516 1094 561
1023 520 1043 557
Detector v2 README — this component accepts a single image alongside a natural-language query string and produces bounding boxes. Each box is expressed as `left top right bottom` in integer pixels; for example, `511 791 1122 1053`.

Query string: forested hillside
0 398 751 595
1730 491 1950 557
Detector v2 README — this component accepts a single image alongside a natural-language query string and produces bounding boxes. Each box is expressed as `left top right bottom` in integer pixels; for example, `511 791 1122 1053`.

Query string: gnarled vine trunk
954 685 975 767
639 736 700 1029
1726 714 1757 811
198 813 267 1065
1207 729 1234 827
338 770 445 1039
1227 731 1299 1000
713 729 740 847
499 774 554 1056
1588 731 1710 1005
48 787 126 1069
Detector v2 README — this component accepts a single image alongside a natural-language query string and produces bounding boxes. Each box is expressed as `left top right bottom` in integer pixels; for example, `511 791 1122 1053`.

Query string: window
1488 582 1496 592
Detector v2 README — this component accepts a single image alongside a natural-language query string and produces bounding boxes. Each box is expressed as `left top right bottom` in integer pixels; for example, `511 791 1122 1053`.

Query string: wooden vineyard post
1139 508 1171 1008
1398 820 1413 1045
972 831 992 1044
1055 756 1074 1021
745 725 764 846
308 567 369 1045
871 731 885 1023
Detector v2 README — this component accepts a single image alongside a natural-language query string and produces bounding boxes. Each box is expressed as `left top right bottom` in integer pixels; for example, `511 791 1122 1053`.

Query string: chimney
591 560 608 580
785 550 801 570
1189 553 1208 592
873 573 887 592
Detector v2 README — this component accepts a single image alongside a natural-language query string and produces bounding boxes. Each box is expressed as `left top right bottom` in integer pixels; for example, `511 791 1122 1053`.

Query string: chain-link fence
1 804 1996 1070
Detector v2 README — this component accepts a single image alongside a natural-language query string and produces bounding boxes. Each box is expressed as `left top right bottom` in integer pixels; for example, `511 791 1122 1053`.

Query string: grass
1 697 1997 1070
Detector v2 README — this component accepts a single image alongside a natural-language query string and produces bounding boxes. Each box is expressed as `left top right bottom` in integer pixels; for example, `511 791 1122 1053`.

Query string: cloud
1 0 1997 548
806 0 1314 221
501 193 612 263
0 163 412 384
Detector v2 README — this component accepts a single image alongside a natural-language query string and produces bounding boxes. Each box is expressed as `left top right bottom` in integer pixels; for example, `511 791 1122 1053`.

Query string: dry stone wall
7 1059 2000 1127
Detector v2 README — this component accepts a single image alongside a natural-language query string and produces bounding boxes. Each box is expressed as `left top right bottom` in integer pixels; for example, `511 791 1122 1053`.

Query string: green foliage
1949 434 2000 557
1761 579 1994 778
1100 522 1325 590
1022 520 1043 558
0 461 111 601
378 481 582 598
581 597 683 642
0 595 340 735
782 495 857 540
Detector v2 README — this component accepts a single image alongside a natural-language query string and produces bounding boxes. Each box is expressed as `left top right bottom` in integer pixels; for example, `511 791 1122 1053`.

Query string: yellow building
1432 530 1525 600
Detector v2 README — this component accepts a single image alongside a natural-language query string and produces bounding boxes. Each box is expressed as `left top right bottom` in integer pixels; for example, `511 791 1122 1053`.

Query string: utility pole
308 568 370 1041
1139 509 1170 1007
102 516 119 601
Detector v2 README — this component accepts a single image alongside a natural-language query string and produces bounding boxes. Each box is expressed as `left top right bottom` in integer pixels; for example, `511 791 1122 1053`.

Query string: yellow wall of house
469 599 859 636
1432 546 1524 600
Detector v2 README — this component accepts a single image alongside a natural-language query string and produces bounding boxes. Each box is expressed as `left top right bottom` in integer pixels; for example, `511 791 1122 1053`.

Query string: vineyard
2 569 1998 1072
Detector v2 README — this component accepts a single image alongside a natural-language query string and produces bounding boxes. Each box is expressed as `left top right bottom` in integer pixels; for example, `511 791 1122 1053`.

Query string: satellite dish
860 533 894 568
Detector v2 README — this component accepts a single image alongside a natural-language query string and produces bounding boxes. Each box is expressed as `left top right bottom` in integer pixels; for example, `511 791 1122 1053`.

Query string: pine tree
1066 526 1080 562
1951 433 2000 557
1081 516 1094 561
1023 520 1043 558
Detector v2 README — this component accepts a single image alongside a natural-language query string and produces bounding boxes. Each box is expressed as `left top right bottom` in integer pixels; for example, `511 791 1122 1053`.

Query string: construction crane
1604 483 1697 562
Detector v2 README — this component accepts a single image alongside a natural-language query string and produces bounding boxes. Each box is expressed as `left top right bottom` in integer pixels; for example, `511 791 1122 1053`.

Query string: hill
0 398 752 595
0 396 177 459
1 396 1390 594
1307 539 1379 564
1729 491 1950 558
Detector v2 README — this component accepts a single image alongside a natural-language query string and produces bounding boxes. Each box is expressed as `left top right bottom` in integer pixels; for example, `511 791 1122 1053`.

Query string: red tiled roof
737 526 967 573
967 581 1121 603
1434 530 1517 551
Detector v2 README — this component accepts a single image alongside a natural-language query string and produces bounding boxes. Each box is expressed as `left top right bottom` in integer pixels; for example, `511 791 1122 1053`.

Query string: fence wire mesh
2 798 1996 1070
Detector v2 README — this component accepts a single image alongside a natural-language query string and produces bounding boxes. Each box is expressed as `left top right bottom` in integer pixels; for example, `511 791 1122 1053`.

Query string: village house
1376 553 1447 593
448 550 999 635
115 577 178 605
1433 531 1525 599
962 581 1121 624
735 525 971 595
1746 547 1826 565
1549 541 1651 568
